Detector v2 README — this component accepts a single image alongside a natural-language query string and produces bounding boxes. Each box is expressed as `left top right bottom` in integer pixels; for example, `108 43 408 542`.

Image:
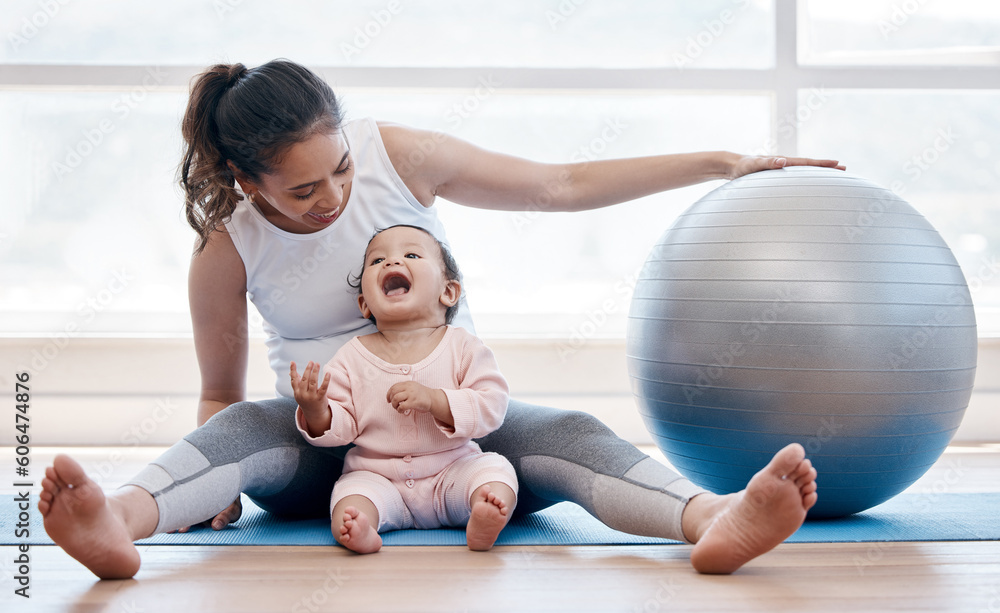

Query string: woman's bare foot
38 454 141 579
688 443 818 574
466 484 512 551
336 506 382 554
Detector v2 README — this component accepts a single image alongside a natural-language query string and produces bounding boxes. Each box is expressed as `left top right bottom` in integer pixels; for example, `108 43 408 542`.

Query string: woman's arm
188 227 250 426
378 122 842 212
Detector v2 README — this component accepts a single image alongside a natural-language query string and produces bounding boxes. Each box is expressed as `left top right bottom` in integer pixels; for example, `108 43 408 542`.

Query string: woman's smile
306 208 340 225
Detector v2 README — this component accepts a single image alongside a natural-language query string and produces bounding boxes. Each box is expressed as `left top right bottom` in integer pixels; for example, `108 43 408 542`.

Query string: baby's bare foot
466 485 510 551
690 443 818 574
336 506 382 554
38 454 141 579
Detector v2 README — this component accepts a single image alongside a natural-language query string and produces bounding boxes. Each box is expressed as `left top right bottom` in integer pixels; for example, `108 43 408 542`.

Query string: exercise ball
627 167 977 518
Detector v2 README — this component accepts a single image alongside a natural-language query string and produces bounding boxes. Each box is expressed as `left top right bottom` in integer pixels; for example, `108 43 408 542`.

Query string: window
799 0 1000 66
3 0 998 339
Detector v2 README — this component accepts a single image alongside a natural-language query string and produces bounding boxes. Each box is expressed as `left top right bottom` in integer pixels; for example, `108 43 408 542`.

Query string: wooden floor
2 444 999 613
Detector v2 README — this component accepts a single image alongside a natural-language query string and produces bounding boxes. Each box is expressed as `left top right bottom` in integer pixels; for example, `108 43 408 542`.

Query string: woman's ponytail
180 63 247 254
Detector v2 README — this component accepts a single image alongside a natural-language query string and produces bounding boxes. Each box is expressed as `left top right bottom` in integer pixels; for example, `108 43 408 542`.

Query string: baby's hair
348 225 463 325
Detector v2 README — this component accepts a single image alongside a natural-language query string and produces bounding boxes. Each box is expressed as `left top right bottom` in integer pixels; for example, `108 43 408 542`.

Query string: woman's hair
179 59 344 253
349 225 463 325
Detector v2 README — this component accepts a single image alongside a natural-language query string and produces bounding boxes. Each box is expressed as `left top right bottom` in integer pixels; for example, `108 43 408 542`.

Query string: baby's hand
290 361 331 415
387 381 435 414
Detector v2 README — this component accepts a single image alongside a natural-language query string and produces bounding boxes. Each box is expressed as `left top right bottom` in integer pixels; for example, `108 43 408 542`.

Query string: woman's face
248 130 355 233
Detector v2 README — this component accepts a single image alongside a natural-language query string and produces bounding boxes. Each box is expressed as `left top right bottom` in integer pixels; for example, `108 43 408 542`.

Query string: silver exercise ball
626 166 977 518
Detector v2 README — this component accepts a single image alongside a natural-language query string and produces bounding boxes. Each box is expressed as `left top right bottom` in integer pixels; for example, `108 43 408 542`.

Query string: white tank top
224 117 476 398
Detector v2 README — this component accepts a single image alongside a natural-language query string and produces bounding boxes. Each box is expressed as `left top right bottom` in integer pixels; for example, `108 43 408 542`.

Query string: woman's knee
544 409 612 437
495 403 647 475
505 403 615 440
184 398 302 465
201 398 297 434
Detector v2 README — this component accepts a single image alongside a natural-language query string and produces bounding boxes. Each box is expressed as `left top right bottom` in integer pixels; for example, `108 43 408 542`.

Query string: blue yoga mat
4 493 998 547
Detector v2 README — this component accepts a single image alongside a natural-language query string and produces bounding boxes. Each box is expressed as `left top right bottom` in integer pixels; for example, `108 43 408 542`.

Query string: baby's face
357 226 459 327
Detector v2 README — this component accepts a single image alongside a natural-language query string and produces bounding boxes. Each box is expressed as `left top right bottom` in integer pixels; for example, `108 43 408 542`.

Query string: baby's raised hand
290 361 331 415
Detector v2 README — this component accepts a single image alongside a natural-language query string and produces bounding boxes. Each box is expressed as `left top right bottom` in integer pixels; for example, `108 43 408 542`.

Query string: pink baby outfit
296 326 518 531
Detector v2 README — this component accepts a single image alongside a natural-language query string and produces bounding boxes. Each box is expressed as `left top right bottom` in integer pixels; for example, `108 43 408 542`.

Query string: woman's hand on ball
728 155 845 180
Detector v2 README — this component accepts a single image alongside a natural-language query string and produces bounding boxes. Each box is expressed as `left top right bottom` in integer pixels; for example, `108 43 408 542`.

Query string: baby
290 224 518 553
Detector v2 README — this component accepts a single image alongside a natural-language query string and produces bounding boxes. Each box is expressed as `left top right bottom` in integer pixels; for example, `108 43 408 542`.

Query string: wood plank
1 446 997 612
4 542 999 613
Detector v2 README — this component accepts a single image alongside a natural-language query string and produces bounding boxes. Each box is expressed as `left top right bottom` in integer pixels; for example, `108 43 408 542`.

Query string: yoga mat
4 493 998 547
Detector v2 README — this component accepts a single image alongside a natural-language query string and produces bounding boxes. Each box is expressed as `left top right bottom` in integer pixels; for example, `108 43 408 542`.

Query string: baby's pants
332 451 518 531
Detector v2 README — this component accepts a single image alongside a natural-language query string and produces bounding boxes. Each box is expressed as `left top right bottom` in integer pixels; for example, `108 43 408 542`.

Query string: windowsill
1 335 997 447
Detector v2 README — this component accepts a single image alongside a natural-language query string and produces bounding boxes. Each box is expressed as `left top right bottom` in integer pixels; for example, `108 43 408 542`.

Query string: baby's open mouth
382 273 411 297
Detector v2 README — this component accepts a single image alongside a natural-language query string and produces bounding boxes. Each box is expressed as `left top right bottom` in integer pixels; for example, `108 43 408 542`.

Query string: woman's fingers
782 156 845 170
211 498 243 530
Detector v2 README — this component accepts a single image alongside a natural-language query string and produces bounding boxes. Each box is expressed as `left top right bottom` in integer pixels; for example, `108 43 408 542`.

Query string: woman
39 59 826 579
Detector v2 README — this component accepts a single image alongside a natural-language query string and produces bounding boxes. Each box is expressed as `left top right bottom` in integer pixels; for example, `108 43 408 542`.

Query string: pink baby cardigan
296 326 510 482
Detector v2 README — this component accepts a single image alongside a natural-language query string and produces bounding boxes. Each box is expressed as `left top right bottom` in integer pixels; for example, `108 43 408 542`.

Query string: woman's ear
227 160 256 195
440 279 461 308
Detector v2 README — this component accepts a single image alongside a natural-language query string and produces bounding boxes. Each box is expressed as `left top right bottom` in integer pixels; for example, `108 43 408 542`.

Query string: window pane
0 90 194 334
2 0 774 69
346 90 771 336
800 0 1000 66
0 88 769 336
797 90 1000 334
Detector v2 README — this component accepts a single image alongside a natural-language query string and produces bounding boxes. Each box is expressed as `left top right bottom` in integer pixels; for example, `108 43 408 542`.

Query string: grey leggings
126 398 704 542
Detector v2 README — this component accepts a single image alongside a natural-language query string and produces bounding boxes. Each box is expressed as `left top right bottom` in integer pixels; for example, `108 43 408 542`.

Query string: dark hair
179 59 344 254
349 225 463 325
